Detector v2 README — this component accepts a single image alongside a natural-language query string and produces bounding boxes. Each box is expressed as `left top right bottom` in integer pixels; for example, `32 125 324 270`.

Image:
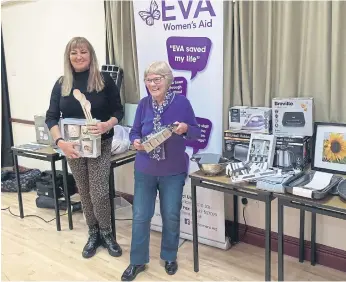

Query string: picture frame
311 122 346 175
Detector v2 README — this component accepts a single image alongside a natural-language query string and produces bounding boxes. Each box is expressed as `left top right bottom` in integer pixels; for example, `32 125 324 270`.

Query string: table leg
265 195 271 281
311 212 316 266
299 209 305 262
62 158 73 230
109 166 116 239
13 153 24 218
191 180 199 272
278 198 284 281
51 161 61 231
232 195 239 243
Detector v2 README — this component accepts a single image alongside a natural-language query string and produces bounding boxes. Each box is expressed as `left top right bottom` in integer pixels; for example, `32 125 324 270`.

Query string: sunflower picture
322 132 346 164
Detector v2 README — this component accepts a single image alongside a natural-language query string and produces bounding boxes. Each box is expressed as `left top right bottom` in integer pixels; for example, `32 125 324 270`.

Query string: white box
34 114 55 146
247 133 276 168
229 106 272 134
60 118 101 158
272 98 314 136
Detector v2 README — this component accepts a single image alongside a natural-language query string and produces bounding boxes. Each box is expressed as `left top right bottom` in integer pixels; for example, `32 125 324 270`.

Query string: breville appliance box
272 98 314 136
60 118 101 158
273 136 311 170
223 130 251 162
228 106 272 134
34 114 55 146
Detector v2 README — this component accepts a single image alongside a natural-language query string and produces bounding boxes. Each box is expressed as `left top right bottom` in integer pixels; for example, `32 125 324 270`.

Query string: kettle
275 149 295 168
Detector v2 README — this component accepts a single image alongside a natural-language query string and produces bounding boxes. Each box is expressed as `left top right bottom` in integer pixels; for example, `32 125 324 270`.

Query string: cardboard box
247 133 276 168
273 136 311 170
60 118 101 158
229 106 272 134
223 130 251 162
34 114 55 146
272 98 314 136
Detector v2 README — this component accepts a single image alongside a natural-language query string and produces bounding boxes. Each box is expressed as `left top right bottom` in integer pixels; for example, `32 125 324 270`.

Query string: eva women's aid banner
133 0 229 249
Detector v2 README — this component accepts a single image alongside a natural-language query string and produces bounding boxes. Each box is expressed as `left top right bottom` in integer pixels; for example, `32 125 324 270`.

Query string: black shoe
121 264 146 281
82 225 102 259
100 230 122 257
165 261 178 275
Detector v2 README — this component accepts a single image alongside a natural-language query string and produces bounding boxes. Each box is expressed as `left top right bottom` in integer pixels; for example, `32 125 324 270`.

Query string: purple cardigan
130 94 201 176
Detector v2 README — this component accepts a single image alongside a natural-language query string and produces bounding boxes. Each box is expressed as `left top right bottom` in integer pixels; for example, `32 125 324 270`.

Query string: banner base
150 225 231 250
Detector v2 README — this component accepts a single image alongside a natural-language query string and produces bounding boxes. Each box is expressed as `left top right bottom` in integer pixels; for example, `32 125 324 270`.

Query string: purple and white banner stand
133 0 229 249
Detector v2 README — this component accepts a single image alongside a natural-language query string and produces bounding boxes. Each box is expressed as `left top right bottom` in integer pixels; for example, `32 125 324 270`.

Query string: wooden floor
2 192 346 281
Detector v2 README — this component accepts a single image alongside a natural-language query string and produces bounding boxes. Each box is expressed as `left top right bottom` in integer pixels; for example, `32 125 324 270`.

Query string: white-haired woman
121 61 201 281
45 37 123 259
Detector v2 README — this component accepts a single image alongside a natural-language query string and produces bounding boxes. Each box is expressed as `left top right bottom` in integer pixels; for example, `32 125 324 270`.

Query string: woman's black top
45 69 124 140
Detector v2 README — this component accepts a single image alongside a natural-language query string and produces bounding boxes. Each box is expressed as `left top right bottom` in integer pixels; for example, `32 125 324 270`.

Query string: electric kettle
275 150 295 168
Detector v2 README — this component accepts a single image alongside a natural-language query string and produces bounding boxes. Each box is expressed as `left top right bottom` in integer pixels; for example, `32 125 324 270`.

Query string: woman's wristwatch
55 137 64 146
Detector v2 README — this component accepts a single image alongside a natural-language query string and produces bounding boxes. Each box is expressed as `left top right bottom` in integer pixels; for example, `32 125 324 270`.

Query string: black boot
100 228 122 257
82 225 102 258
121 264 146 281
165 261 178 275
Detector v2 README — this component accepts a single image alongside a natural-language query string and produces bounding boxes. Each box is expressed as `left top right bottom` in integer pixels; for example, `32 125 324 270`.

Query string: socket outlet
241 198 248 205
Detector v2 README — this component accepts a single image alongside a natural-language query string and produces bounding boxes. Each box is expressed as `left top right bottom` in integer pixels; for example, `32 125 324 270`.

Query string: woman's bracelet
55 137 64 146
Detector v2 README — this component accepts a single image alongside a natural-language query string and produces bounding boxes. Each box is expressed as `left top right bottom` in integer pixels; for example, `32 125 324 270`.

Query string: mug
71 140 81 152
81 125 89 138
67 124 81 138
82 139 93 156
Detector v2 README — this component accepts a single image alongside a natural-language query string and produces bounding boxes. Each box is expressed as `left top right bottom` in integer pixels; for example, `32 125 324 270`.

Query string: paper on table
303 171 333 191
293 187 313 198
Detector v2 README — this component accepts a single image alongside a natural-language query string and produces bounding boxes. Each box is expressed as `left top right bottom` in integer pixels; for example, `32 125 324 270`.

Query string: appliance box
60 118 101 158
223 131 251 162
247 133 276 167
34 114 55 146
272 98 314 136
274 136 311 170
228 106 272 134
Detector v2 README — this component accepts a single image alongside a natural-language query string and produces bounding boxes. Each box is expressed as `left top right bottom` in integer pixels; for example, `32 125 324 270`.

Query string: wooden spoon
73 89 90 121
82 99 93 122
73 89 83 101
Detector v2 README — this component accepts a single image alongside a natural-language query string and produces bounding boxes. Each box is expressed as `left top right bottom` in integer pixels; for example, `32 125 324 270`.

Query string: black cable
231 206 248 245
2 206 67 223
2 206 133 222
240 206 247 240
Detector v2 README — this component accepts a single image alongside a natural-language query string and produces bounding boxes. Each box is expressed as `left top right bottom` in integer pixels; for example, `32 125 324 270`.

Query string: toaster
233 144 249 162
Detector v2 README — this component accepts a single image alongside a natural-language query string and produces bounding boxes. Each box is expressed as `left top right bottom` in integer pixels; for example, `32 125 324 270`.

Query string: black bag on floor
36 170 77 199
35 195 82 211
1 168 41 192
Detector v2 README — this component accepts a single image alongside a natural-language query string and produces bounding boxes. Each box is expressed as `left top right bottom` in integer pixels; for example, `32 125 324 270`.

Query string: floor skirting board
237 223 346 273
115 191 346 273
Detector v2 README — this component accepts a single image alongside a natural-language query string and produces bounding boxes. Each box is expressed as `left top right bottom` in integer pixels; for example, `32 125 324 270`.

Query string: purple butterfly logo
138 0 161 26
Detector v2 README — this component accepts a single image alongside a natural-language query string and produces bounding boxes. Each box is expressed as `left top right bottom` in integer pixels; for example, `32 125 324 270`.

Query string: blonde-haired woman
45 37 123 259
121 61 200 281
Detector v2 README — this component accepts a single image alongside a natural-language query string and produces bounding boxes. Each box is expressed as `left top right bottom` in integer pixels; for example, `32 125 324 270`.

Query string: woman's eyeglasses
144 76 164 84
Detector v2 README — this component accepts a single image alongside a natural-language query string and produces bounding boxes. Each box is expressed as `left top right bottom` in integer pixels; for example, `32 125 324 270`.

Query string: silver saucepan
190 153 230 176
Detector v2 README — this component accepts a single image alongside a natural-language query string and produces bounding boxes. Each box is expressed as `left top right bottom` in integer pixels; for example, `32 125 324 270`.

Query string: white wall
2 0 345 252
